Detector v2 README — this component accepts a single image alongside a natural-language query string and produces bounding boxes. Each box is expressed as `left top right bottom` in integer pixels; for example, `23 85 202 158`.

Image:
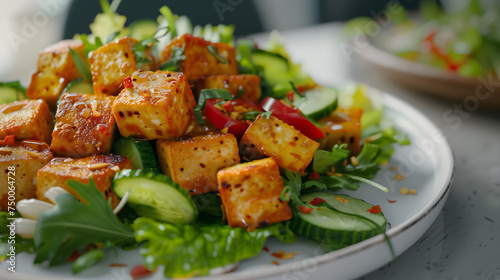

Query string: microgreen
207 45 227 64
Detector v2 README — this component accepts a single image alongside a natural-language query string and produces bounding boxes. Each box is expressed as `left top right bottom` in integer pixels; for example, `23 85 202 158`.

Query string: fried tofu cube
26 39 84 109
160 34 238 83
239 115 319 173
0 141 53 211
89 37 156 95
217 157 292 230
0 99 54 144
50 93 116 157
317 108 362 154
157 133 240 195
36 154 132 208
198 74 261 104
112 70 196 140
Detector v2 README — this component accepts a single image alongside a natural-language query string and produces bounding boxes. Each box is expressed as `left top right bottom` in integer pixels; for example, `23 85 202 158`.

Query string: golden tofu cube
89 37 155 95
26 39 84 110
112 70 196 140
317 108 362 154
0 141 53 211
160 34 238 83
0 99 54 144
198 74 261 104
217 157 292 230
51 93 116 157
36 154 132 208
157 133 240 195
239 115 319 173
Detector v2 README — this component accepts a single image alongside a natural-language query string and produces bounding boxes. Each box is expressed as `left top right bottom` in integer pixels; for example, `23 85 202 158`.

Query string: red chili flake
262 246 269 252
286 91 294 102
311 197 326 206
68 250 81 262
387 199 397 203
271 250 299 259
271 261 280 266
298 205 313 214
367 205 382 214
123 76 134 89
222 100 233 114
130 265 154 279
0 135 15 146
254 43 259 49
388 222 392 228
297 85 304 93
308 171 320 180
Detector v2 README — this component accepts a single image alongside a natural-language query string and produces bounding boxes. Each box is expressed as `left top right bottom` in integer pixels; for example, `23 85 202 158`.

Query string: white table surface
252 23 500 280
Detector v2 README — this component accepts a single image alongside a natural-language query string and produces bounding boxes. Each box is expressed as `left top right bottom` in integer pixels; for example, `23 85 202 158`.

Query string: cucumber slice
56 78 93 107
111 137 158 171
0 81 26 105
252 49 291 84
293 87 338 120
113 169 197 224
290 192 386 250
128 19 158 41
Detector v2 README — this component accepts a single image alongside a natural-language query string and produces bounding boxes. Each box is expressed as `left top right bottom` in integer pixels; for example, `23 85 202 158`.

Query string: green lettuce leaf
34 178 135 266
133 218 296 278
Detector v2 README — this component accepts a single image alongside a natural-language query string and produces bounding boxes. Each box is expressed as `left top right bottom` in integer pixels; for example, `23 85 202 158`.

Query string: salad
347 0 500 79
0 1 409 278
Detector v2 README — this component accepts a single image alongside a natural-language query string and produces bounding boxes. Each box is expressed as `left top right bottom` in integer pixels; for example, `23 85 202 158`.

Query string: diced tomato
123 76 134 88
310 197 326 206
367 205 382 214
298 205 314 214
260 97 324 140
130 265 154 279
0 135 15 146
308 171 320 180
205 98 263 138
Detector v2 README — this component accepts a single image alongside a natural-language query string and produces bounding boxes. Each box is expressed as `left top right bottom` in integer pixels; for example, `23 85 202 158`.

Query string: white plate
1 90 454 280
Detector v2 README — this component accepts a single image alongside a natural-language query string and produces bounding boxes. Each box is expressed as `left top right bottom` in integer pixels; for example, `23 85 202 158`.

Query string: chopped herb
132 38 158 68
159 45 185 71
159 6 176 38
193 89 233 124
69 48 92 83
207 45 227 64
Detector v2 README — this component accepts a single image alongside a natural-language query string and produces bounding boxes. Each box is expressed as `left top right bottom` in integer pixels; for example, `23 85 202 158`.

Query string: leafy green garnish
132 38 157 68
0 81 27 103
73 249 104 274
280 170 306 206
193 89 233 124
207 45 227 64
133 217 295 278
34 178 135 267
69 48 92 83
159 45 185 71
159 6 177 38
192 192 223 217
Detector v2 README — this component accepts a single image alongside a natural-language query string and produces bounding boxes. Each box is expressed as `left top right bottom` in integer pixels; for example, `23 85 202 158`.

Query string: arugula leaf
69 48 92 83
159 45 185 71
312 145 350 174
280 169 306 206
133 218 296 278
34 178 135 266
193 89 233 124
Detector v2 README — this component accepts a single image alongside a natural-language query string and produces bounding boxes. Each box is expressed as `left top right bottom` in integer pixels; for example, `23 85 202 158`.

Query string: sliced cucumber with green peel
290 192 386 251
113 169 197 224
293 87 338 120
56 78 93 107
111 137 158 171
0 81 26 104
251 49 290 84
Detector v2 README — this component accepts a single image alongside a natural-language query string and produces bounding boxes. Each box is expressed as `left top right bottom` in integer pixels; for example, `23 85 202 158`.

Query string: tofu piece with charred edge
89 37 156 95
51 93 116 158
0 99 54 144
36 154 132 208
239 115 319 174
317 108 362 155
217 157 292 231
112 70 196 140
161 34 238 83
157 133 240 195
0 141 53 211
198 74 262 104
26 39 84 110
